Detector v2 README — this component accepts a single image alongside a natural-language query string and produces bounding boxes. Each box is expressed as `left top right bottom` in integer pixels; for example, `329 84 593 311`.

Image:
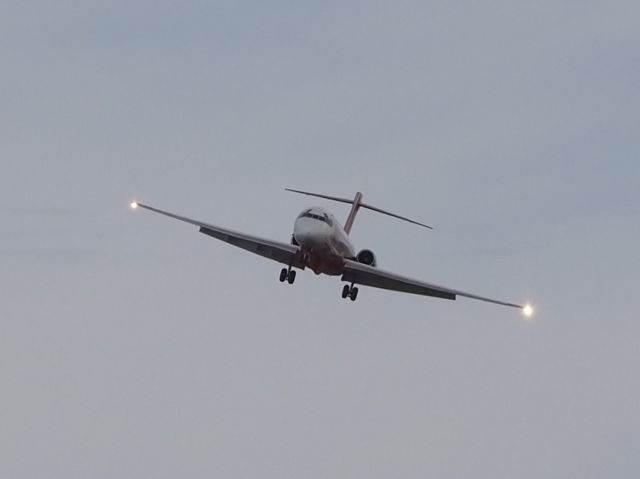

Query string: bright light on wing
130 201 138 209
523 303 534 318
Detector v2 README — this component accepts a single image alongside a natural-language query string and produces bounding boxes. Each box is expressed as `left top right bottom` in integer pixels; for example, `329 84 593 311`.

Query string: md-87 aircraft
131 188 533 316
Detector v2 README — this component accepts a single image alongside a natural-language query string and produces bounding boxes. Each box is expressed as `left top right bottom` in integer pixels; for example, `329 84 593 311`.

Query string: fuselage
293 207 356 275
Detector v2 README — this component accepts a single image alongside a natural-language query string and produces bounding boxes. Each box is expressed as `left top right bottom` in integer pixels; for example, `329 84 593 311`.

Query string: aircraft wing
341 259 524 309
132 203 305 269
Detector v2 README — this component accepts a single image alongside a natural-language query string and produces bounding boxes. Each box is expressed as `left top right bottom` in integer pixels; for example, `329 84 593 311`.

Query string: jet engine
356 249 377 267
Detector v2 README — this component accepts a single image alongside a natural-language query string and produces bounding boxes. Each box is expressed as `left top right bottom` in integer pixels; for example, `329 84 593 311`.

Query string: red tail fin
343 192 363 234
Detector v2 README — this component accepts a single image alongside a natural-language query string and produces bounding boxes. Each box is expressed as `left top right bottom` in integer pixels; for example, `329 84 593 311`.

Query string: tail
285 188 433 234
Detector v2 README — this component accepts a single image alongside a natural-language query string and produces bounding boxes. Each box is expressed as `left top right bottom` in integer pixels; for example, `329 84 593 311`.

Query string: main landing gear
279 267 296 284
341 283 359 301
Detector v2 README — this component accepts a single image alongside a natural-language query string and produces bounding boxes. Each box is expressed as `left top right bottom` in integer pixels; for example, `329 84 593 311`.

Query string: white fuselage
293 207 356 275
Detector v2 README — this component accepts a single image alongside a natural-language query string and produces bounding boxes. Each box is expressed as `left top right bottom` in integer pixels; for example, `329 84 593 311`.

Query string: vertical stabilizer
343 192 363 235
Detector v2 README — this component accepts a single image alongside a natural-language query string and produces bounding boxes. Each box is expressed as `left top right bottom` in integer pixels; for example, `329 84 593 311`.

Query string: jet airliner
130 189 533 316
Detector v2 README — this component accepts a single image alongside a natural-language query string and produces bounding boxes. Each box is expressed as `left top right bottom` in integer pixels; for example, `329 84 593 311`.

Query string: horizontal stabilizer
360 202 433 229
284 188 355 205
285 188 433 230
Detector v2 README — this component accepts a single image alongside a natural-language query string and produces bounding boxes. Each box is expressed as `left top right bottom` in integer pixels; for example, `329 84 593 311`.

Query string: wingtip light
130 201 138 210
523 303 534 318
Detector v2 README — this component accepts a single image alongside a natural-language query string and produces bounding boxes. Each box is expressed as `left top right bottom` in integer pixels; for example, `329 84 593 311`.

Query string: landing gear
341 283 359 301
279 267 296 284
350 287 358 301
341 284 350 299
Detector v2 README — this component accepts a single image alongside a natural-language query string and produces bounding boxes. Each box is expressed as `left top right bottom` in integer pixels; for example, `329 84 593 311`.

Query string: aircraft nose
293 217 330 248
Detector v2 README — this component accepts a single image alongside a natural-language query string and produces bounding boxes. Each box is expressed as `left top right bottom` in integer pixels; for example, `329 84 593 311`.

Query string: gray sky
2 1 639 477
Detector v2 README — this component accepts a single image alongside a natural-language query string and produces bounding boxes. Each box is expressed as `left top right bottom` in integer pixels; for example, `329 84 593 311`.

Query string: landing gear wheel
349 287 359 301
341 284 350 299
279 268 288 282
287 270 296 284
341 284 359 301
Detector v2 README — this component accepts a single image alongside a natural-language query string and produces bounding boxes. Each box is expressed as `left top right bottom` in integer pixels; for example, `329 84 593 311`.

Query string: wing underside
341 259 524 309
134 203 305 269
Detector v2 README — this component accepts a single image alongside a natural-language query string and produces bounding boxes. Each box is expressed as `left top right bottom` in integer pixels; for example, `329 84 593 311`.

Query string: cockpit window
304 213 327 223
300 211 330 223
297 209 333 225
298 209 312 218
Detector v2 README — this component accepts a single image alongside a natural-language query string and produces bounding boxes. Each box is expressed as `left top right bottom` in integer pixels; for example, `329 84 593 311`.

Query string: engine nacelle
356 249 377 267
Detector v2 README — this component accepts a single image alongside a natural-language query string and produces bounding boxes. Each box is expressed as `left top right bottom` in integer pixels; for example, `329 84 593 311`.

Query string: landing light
130 201 138 210
523 303 534 318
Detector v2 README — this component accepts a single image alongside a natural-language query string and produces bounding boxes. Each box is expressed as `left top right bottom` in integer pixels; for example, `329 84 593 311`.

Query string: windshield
298 210 332 225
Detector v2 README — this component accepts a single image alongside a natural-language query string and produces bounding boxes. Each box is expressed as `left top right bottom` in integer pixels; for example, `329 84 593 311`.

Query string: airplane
130 188 533 317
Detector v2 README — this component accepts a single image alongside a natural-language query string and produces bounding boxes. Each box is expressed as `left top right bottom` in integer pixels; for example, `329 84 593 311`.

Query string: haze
2 2 639 477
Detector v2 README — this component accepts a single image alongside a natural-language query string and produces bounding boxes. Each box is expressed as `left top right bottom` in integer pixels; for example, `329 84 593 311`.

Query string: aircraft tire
287 270 296 284
350 287 359 301
279 268 288 282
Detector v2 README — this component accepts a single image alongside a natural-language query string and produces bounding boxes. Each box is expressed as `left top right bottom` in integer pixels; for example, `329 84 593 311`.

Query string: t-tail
285 188 433 234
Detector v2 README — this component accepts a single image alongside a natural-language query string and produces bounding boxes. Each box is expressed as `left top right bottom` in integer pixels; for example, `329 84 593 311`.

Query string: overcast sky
2 1 639 477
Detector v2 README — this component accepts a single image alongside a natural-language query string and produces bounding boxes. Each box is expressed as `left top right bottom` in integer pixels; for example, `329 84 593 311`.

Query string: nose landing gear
279 267 296 284
341 283 359 301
